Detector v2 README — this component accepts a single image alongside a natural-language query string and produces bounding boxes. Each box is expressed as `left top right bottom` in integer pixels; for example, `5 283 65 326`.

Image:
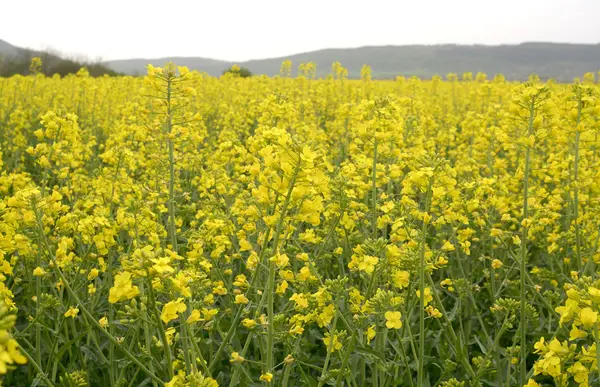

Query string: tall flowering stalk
509 82 551 385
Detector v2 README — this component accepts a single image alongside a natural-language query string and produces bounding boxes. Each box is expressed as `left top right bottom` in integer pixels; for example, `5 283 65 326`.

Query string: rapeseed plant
0 61 599 386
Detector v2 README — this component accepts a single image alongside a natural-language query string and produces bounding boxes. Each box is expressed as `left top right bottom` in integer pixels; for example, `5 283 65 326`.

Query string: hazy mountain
2 39 599 81
104 57 231 76
0 39 118 77
0 39 19 57
104 43 600 81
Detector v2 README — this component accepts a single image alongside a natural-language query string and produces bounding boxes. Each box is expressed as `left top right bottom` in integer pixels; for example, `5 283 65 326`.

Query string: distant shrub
0 49 119 77
222 64 252 78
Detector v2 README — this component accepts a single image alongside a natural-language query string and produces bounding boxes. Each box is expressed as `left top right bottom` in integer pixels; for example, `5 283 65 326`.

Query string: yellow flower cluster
1 62 600 386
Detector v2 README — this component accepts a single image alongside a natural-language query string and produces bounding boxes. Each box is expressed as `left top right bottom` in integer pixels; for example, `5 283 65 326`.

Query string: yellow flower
490 228 504 237
230 352 245 363
276 280 288 295
64 306 79 318
366 325 376 342
108 272 140 304
416 288 433 306
317 304 335 328
233 274 249 288
99 317 109 329
242 318 257 329
524 379 540 387
170 272 192 298
426 306 442 318
348 253 379 274
151 257 175 274
87 268 99 280
441 240 455 251
177 66 190 77
491 259 503 269
202 308 218 321
161 298 187 324
260 372 273 383
567 361 589 385
384 311 402 329
32 267 46 276
212 280 228 295
569 325 587 340
440 278 454 292
512 235 521 246
235 294 249 305
547 338 571 356
322 334 342 352
165 372 184 387
270 252 289 268
296 266 312 281
186 309 201 324
0 338 27 374
239 239 253 252
588 287 600 303
290 293 309 309
392 271 409 289
579 307 598 328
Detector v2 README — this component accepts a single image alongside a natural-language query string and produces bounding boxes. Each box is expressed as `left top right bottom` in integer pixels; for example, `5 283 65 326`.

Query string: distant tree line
0 50 120 77
222 65 252 78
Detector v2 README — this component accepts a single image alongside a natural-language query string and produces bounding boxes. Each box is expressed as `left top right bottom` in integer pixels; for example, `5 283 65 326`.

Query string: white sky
1 0 599 61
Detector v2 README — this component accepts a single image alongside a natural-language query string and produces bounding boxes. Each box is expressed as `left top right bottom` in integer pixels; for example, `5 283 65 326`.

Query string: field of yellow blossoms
0 61 599 386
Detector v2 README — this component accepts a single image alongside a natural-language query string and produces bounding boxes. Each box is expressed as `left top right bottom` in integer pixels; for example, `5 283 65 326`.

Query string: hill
0 39 19 57
104 57 231 76
0 39 119 77
106 43 600 81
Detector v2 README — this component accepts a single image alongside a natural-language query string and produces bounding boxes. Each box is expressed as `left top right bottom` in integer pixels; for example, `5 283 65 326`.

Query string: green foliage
222 65 252 78
59 371 88 387
0 50 119 77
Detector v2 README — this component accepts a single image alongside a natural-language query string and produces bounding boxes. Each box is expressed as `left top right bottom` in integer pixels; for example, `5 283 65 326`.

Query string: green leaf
353 344 386 361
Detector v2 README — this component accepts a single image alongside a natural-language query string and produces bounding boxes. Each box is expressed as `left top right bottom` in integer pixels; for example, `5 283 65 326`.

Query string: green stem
472 317 510 385
18 345 53 387
108 254 116 386
595 323 600 383
335 332 356 386
371 138 378 238
54 268 164 385
140 286 159 387
519 97 535 386
426 273 476 379
317 306 340 387
266 164 301 379
165 74 178 254
573 97 582 272
208 305 243 372
179 313 192 374
146 277 174 379
417 178 433 386
186 322 209 375
35 249 42 369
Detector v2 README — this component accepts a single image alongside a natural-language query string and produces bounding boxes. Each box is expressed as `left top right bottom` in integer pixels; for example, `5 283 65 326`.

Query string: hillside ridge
3 40 599 80
105 42 600 81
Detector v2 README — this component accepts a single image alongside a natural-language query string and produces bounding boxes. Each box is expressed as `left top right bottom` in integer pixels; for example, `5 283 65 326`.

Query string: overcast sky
2 0 599 61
